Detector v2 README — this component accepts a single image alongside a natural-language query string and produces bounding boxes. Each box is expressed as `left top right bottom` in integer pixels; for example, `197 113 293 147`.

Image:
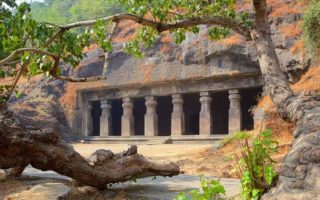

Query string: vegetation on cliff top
30 0 125 24
303 0 320 57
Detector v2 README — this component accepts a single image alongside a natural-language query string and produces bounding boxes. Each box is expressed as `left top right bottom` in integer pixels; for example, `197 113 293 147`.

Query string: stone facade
77 73 262 138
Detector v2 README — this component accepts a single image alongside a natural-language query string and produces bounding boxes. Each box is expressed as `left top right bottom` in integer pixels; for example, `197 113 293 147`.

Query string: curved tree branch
0 48 106 83
53 13 251 41
0 48 59 66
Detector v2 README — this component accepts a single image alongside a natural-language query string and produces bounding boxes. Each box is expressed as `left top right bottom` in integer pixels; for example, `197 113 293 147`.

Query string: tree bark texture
0 110 179 189
252 0 320 199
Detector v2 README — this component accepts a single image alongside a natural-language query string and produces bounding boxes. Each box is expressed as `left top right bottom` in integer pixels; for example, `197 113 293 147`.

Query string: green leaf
173 29 186 44
0 69 6 78
29 61 38 75
15 90 22 99
174 192 189 200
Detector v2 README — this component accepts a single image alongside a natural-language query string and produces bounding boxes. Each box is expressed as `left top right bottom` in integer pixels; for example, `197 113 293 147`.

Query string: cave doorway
91 101 101 136
111 99 122 136
183 93 200 135
211 91 229 135
133 98 146 135
157 96 172 136
241 87 263 131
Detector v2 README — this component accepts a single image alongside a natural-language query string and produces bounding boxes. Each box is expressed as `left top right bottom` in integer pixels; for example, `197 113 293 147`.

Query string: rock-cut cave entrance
111 99 122 136
241 87 263 131
183 93 200 135
157 96 172 136
211 91 229 135
91 101 101 136
133 98 146 136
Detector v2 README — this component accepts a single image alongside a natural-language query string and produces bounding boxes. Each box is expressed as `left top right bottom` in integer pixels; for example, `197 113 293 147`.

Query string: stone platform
82 135 226 144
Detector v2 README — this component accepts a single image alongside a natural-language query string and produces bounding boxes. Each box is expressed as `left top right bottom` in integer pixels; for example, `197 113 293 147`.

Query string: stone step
82 135 226 144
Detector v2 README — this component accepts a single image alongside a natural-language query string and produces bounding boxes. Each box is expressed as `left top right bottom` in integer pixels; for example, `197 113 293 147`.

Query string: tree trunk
0 109 179 189
252 0 320 199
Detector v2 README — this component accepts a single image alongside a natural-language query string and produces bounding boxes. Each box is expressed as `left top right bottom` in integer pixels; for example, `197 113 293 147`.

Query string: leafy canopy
120 0 253 56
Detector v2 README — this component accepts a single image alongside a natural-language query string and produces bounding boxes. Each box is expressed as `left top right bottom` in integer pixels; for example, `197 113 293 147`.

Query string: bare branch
51 75 107 82
44 28 67 48
103 22 118 75
56 13 251 39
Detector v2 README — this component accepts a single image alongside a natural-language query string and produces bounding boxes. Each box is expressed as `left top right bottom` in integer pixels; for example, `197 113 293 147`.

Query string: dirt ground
73 143 224 177
72 138 291 179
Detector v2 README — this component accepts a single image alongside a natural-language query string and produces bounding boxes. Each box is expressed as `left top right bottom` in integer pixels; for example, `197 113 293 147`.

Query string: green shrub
228 130 278 200
174 179 226 200
303 0 320 57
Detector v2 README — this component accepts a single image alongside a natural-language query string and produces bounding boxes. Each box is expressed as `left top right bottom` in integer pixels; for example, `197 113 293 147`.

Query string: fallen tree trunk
0 109 179 189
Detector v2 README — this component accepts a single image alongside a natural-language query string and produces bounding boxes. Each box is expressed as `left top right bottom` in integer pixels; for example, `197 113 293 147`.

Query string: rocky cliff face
8 0 311 136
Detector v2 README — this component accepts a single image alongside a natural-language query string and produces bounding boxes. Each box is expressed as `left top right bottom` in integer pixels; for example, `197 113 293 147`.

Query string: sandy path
72 143 212 161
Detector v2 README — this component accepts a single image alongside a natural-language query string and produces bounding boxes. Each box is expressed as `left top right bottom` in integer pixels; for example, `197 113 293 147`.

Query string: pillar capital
123 97 132 103
229 89 240 94
200 91 210 96
100 99 109 105
145 96 157 110
229 89 241 101
122 98 133 116
85 102 92 110
172 93 183 99
172 94 183 107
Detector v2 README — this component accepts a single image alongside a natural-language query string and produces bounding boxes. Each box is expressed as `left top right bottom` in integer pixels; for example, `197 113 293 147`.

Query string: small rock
0 169 6 180
76 186 99 195
5 183 71 200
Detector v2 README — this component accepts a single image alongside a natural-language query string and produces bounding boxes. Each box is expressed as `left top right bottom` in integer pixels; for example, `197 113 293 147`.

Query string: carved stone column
121 97 134 137
199 92 212 136
171 94 185 136
100 100 112 137
145 96 158 136
229 89 242 134
83 102 92 136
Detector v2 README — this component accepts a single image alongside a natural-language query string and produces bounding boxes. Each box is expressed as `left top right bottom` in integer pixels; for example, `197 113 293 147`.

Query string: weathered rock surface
5 183 71 200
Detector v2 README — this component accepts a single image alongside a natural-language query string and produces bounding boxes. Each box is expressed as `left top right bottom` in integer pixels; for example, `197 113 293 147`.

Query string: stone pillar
121 97 134 137
199 92 212 136
229 89 242 134
100 100 112 137
145 96 158 136
171 94 185 136
83 102 92 136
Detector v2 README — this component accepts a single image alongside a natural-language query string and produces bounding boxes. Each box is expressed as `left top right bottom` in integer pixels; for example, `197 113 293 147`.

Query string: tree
0 0 319 198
